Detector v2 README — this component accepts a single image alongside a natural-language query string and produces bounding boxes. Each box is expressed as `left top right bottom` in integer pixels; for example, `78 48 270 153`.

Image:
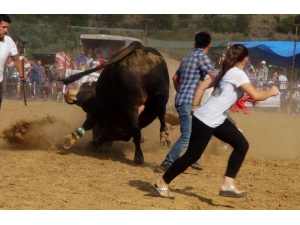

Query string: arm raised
241 82 279 101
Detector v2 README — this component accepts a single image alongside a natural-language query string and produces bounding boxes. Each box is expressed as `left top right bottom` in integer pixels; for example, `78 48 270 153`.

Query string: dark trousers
163 116 249 184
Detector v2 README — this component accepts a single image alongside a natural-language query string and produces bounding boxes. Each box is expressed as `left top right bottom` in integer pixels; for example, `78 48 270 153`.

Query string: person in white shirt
256 60 268 81
0 14 24 109
86 52 94 69
292 86 300 114
277 69 288 99
151 44 279 199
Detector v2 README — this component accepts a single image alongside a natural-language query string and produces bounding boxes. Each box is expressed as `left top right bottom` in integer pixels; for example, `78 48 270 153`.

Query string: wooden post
141 19 153 45
287 24 299 114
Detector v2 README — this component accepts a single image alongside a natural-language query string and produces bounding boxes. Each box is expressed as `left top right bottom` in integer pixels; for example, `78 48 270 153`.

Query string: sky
9 0 298 14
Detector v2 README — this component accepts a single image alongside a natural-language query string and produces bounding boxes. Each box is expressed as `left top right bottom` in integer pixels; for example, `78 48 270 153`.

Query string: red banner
56 52 71 69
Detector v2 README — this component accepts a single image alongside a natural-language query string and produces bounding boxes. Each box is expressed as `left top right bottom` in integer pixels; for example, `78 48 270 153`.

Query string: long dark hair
215 44 248 86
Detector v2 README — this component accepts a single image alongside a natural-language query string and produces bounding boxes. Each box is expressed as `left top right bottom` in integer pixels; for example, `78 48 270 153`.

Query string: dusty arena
0 56 299 211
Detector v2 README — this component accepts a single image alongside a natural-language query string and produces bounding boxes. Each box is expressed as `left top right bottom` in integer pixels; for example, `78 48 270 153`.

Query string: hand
240 93 248 101
190 106 198 118
20 75 27 82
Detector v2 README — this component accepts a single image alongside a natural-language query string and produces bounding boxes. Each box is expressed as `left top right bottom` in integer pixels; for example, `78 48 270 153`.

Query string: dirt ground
0 56 300 210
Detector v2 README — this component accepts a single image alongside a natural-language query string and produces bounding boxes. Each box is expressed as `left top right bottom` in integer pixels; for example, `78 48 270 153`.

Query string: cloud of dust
0 116 75 151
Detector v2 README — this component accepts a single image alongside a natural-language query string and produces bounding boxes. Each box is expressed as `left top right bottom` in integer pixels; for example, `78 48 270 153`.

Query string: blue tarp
233 41 300 68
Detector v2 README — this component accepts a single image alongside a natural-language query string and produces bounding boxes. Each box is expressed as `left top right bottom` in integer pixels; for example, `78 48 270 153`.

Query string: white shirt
292 91 300 101
278 75 288 89
0 36 18 82
194 67 250 128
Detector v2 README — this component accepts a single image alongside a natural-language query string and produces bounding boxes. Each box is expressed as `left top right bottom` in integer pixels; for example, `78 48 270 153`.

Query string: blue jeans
161 104 192 166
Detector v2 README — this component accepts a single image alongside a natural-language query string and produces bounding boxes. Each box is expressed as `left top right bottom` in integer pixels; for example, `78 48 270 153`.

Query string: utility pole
141 19 154 45
287 24 299 114
64 19 70 72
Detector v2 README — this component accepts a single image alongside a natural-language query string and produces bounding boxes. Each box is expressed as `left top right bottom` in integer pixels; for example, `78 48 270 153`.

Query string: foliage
144 15 173 30
177 15 193 20
276 16 295 34
233 15 252 36
5 14 300 60
203 15 233 33
97 14 125 27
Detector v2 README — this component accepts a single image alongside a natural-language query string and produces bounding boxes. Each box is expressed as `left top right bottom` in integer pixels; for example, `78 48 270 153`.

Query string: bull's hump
119 50 165 75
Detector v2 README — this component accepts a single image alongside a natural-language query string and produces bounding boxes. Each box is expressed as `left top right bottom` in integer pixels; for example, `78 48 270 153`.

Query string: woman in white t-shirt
151 44 279 199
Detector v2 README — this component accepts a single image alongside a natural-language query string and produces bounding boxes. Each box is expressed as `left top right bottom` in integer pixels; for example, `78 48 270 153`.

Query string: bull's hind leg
157 104 172 149
158 116 172 148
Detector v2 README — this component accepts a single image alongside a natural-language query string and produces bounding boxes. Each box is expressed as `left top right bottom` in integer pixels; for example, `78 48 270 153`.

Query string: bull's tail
58 65 106 85
58 41 143 85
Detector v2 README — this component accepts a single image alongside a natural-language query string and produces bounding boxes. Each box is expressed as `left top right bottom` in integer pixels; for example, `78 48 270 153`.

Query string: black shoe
190 162 204 170
154 164 170 173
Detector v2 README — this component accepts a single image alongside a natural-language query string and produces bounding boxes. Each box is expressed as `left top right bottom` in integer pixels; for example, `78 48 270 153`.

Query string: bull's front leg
61 127 86 149
61 111 98 149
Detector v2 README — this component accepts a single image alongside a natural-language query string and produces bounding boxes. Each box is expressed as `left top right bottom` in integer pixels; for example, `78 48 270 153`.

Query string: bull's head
64 81 96 107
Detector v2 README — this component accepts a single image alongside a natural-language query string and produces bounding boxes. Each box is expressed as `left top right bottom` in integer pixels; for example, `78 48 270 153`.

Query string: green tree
144 15 173 30
69 15 90 27
178 15 193 20
210 15 233 33
98 14 125 27
233 15 252 36
276 16 294 34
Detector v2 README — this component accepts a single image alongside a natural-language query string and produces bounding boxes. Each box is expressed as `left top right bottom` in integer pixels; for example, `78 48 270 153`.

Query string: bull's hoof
132 136 148 143
133 157 144 164
167 140 173 148
160 132 167 149
140 136 148 143
166 136 173 148
61 132 80 149
88 141 98 150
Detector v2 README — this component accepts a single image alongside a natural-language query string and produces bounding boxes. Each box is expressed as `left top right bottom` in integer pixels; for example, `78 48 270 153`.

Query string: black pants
163 116 249 184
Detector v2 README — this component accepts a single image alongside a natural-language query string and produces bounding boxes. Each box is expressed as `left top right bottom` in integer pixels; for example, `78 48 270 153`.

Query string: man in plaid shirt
155 32 216 173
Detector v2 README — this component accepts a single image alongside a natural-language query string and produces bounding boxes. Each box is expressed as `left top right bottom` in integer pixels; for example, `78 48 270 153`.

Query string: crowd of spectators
73 50 107 71
3 57 64 101
242 59 300 114
4 51 300 114
3 50 107 102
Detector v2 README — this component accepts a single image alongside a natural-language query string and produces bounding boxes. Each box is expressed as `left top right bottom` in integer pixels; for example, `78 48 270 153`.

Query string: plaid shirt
175 48 214 106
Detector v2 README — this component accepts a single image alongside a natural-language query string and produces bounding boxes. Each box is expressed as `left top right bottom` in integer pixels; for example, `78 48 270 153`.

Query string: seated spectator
292 86 300 114
278 68 288 100
268 73 279 89
294 70 300 89
256 60 268 81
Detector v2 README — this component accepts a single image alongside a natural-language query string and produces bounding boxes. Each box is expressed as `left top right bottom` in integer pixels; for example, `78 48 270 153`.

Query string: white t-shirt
278 75 288 89
0 36 18 82
194 67 250 128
